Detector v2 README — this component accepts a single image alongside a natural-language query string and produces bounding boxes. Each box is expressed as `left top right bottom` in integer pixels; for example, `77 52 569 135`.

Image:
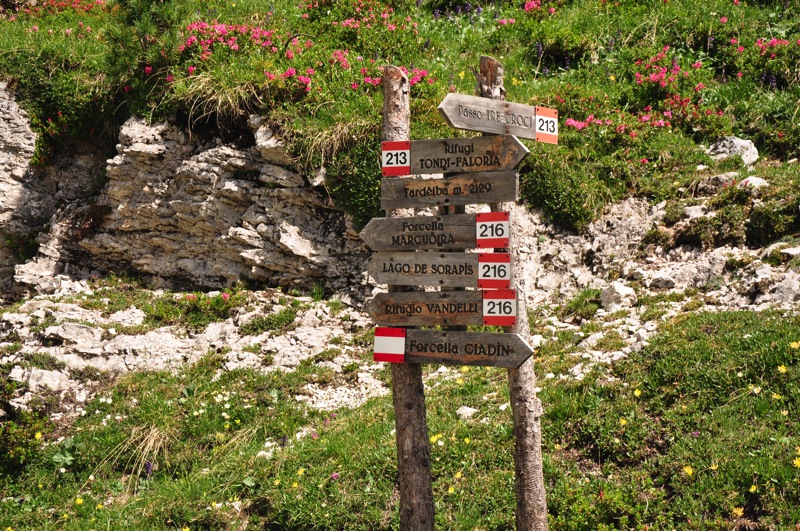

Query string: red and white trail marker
373 327 406 363
477 253 511 289
482 289 517 326
535 106 558 144
381 141 411 176
475 211 510 248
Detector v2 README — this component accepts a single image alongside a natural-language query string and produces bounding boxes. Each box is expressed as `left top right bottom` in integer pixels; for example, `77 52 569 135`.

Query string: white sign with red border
381 141 411 177
373 327 406 363
482 289 517 326
475 211 510 248
535 106 558 144
477 253 511 289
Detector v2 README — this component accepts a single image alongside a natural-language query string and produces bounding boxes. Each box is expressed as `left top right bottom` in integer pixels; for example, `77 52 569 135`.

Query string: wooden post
382 65 436 530
477 55 548 531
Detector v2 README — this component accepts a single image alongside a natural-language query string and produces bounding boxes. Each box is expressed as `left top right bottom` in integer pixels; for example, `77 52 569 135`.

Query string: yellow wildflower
75 497 83 505
683 466 693 476
292 482 299 489
633 389 641 397
461 366 469 373
456 378 464 385
609 75 616 81
749 484 757 493
273 479 280 486
709 463 718 470
793 457 800 468
731 507 744 518
34 432 42 440
790 342 799 349
464 437 470 444
458 71 465 80
772 393 781 400
182 527 190 531
96 504 103 510
778 365 788 373
297 468 305 476
751 386 761 395
782 410 789 416
455 471 462 479
619 418 627 426
447 486 455 494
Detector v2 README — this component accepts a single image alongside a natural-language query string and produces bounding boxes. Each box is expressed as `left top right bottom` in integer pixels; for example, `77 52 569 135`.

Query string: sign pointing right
438 93 558 144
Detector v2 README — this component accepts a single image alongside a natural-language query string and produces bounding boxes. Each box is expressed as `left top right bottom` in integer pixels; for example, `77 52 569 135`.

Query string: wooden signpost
380 170 518 210
374 58 555 530
367 251 511 288
359 212 510 251
381 135 529 176
438 93 559 144
366 289 517 327
374 327 533 368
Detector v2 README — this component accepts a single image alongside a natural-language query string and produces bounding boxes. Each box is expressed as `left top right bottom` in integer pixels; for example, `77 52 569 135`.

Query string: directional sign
372 327 533 368
381 136 528 177
359 212 509 251
366 290 517 327
438 93 558 143
380 171 518 210
367 251 511 288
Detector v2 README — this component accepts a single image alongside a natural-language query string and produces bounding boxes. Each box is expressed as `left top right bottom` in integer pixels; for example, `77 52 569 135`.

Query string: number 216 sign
475 211 510 248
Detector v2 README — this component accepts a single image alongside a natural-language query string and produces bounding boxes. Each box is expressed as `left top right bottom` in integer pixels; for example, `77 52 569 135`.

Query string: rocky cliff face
1 82 370 301
73 117 368 293
2 83 798 311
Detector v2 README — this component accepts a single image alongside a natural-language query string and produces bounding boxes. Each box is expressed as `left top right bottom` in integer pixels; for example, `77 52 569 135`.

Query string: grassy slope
2 0 800 529
1 288 799 529
1 0 799 230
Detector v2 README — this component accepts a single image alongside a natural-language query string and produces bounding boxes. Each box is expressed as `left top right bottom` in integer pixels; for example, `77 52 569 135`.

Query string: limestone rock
695 172 739 195
456 406 479 420
706 136 759 166
601 281 637 312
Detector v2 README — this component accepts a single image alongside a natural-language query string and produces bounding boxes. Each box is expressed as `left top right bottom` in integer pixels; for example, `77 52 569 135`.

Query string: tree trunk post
383 65 436 531
476 55 548 531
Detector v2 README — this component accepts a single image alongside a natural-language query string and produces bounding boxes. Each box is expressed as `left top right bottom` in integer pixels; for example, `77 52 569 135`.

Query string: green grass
3 309 800 528
2 0 800 235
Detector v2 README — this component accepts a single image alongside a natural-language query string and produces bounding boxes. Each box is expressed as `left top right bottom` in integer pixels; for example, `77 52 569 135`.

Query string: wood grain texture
438 93 537 139
478 54 549 531
359 213 478 251
380 171 518 210
403 135 528 175
366 290 485 326
383 65 435 531
367 251 478 287
403 329 533 368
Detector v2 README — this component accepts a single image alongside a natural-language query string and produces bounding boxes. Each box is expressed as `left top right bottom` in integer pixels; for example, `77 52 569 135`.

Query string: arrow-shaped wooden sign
380 171 518 210
438 93 558 143
366 289 517 327
367 251 511 288
359 212 509 251
381 135 528 177
373 327 534 368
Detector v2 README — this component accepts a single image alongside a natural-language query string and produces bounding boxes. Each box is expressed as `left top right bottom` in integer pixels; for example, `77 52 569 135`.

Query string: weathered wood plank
404 329 533 368
360 213 477 251
380 171 519 210
367 251 511 288
381 135 528 177
367 290 517 326
439 93 538 139
366 291 481 326
360 212 510 251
